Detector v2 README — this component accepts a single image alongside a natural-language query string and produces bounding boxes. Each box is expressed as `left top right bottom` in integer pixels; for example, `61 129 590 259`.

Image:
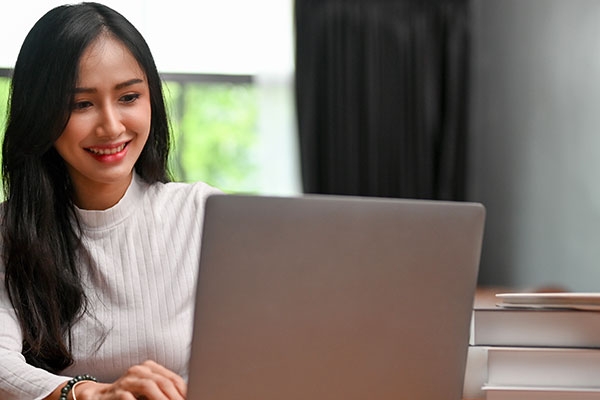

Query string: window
0 76 8 132
164 78 260 192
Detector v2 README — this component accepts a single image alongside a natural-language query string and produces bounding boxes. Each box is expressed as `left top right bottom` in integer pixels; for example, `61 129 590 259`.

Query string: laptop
187 194 485 400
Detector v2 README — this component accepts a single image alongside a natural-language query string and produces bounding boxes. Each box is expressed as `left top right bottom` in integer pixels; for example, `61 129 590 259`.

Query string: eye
72 100 93 111
120 93 140 103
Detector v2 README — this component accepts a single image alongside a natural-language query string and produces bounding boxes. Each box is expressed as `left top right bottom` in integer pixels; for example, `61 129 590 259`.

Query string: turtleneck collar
75 173 148 231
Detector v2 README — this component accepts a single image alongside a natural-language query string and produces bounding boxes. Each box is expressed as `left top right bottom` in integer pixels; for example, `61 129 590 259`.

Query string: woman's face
54 34 151 209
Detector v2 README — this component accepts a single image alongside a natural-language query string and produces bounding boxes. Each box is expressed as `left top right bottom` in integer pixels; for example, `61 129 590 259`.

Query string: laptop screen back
187 194 485 400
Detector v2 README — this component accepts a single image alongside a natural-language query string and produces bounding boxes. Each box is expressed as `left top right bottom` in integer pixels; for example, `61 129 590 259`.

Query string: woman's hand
61 360 187 400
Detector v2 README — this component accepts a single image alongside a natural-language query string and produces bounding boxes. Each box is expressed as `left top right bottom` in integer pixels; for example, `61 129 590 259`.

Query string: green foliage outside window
0 77 259 194
164 81 259 193
0 77 8 134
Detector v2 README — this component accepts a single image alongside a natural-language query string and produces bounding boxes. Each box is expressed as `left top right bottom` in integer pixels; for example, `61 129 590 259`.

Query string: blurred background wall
469 0 600 291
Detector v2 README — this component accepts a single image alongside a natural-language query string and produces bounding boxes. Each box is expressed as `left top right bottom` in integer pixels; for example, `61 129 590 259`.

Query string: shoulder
148 179 223 199
144 180 223 211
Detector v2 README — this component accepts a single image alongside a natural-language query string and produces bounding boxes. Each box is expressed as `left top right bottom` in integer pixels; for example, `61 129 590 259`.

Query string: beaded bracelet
59 374 97 400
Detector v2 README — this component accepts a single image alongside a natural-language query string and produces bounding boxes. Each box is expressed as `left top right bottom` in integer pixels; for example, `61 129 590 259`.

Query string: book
462 345 489 400
496 292 600 311
471 307 600 347
483 385 600 400
486 346 600 388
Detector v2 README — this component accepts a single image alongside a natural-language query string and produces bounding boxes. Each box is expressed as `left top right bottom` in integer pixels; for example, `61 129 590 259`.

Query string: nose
96 104 125 139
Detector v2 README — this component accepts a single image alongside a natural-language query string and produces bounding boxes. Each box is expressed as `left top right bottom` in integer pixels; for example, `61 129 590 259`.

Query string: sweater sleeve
0 270 71 400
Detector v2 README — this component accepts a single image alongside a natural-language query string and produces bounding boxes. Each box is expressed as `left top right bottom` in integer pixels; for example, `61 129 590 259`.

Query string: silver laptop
188 194 485 400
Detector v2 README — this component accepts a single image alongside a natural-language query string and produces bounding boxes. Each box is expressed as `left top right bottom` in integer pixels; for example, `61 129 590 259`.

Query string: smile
86 142 128 155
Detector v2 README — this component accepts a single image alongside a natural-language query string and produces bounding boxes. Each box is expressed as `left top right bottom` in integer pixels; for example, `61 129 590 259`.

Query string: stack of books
466 292 600 400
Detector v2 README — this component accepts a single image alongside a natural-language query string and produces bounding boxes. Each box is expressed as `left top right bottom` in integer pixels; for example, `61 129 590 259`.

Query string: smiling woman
0 3 222 400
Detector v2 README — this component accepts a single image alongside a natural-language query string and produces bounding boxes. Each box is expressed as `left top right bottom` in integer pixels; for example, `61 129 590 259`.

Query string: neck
72 174 133 210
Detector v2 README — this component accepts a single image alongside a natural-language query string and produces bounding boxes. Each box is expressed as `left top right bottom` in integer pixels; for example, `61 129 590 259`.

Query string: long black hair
2 2 171 373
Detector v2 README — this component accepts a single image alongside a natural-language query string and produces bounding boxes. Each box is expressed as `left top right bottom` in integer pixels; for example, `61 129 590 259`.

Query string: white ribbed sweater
0 174 221 400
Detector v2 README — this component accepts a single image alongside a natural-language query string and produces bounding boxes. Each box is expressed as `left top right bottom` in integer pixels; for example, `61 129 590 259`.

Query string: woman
0 3 220 399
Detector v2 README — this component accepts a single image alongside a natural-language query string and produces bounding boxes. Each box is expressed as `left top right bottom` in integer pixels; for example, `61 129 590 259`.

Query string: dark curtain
295 0 471 200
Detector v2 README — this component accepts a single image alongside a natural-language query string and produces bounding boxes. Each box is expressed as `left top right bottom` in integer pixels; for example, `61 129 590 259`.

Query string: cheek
126 103 152 136
55 120 84 150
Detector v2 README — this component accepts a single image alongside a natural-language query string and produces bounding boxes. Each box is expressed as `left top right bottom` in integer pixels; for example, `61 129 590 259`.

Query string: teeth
88 143 126 155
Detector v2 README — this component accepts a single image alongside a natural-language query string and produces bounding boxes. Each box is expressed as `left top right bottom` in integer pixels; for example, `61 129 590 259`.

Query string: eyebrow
74 78 145 93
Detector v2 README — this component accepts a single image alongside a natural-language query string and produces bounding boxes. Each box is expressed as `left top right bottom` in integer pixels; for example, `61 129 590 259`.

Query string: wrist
59 374 97 400
71 380 96 400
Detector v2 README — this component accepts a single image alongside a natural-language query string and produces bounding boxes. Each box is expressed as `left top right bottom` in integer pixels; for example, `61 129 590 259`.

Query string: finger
141 360 182 380
152 374 186 400
128 378 184 400
140 360 187 396
119 363 186 400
